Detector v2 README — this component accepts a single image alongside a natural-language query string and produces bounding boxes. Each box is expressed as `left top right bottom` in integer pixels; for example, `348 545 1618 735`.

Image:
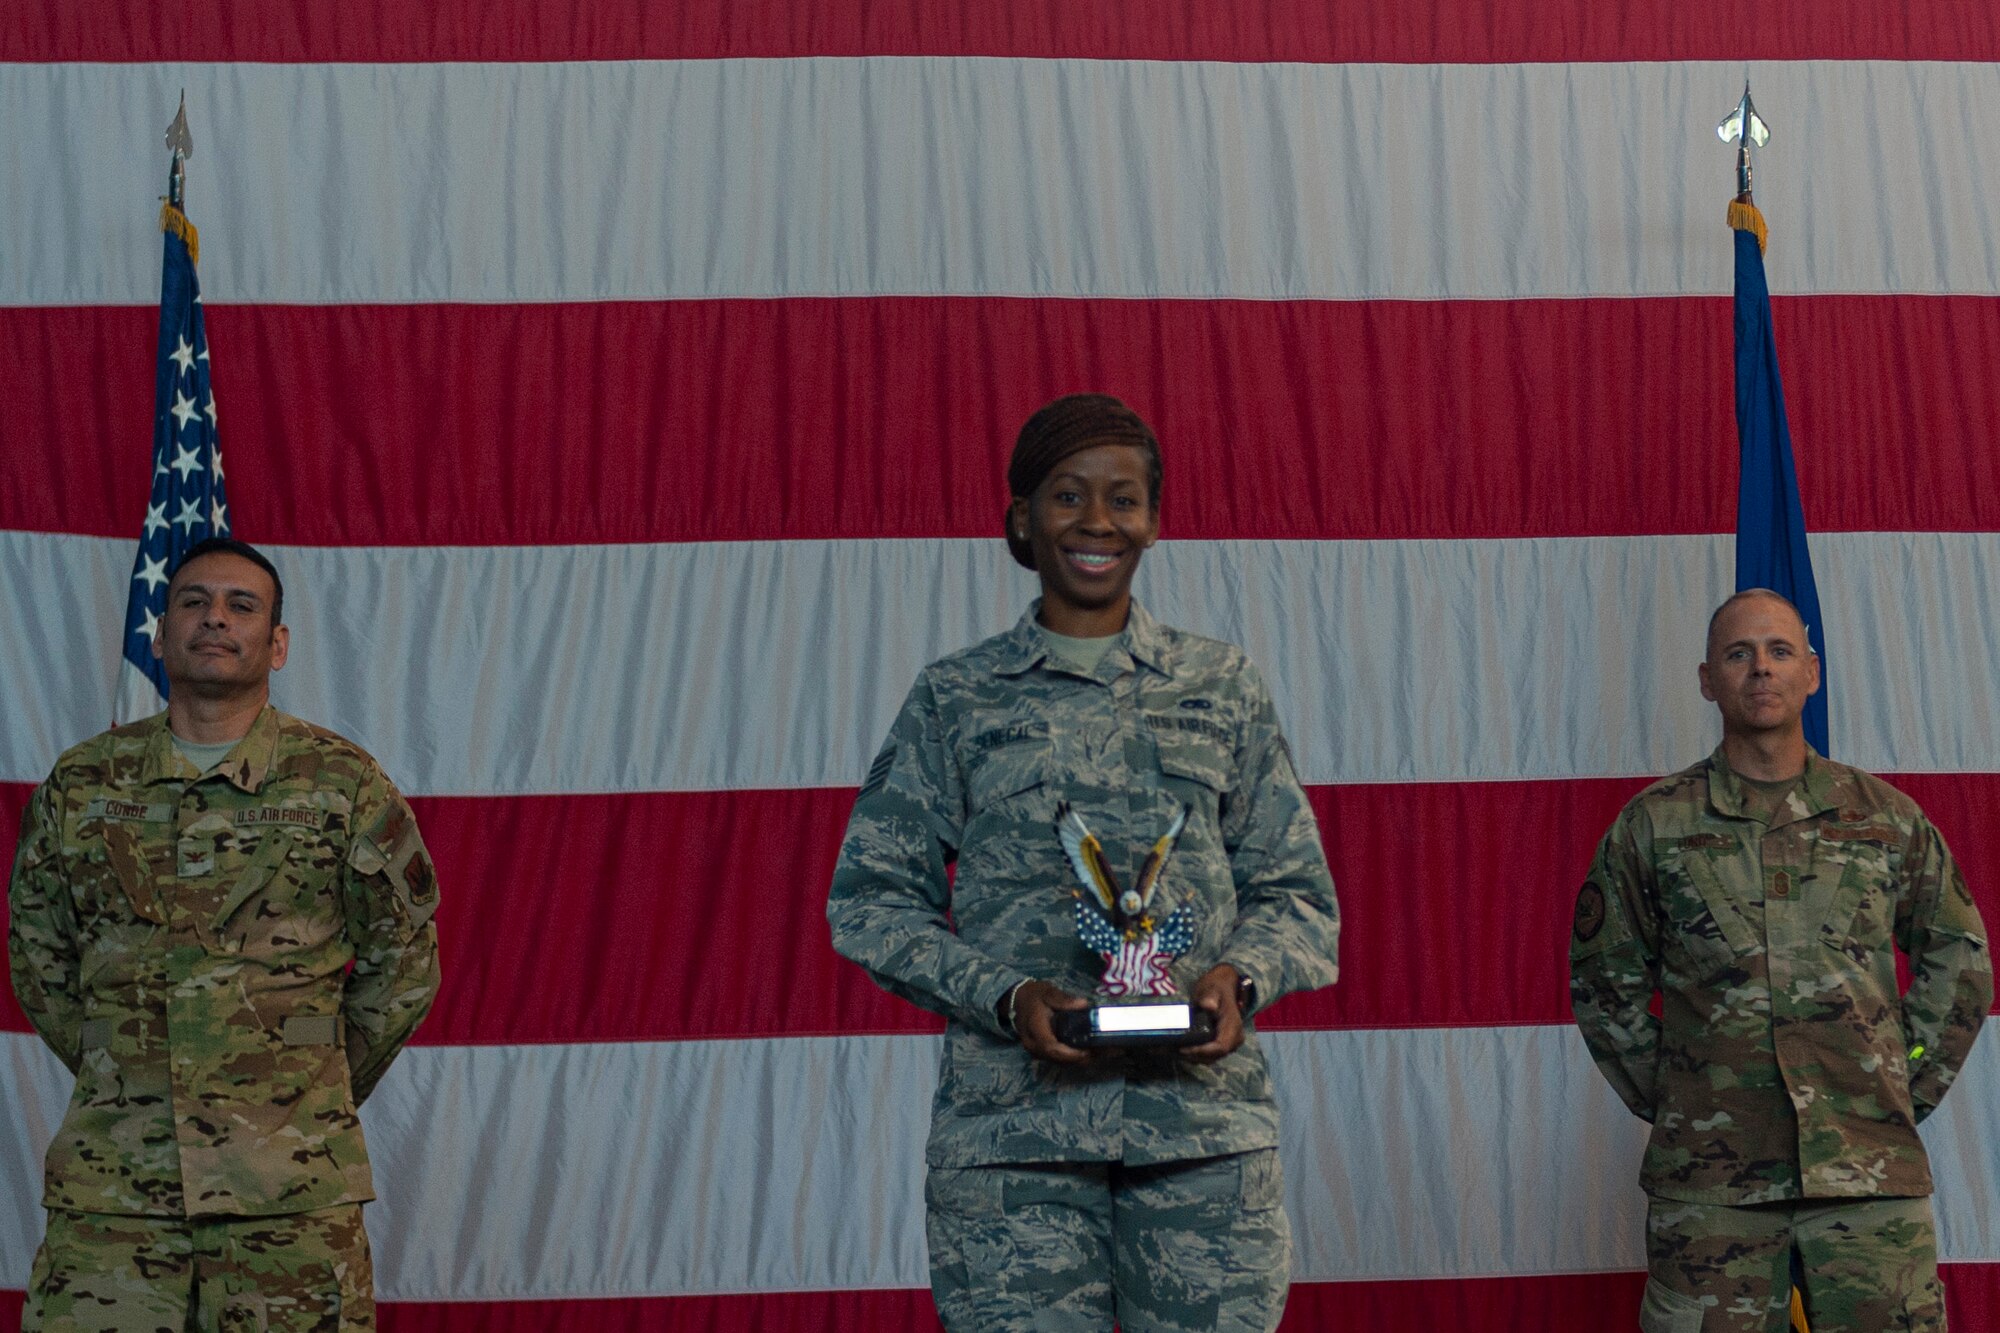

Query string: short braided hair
1004 394 1161 570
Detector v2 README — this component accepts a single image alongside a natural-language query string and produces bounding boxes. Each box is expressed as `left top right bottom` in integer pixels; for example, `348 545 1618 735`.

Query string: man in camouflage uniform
1571 589 1990 1333
9 537 441 1331
829 395 1340 1332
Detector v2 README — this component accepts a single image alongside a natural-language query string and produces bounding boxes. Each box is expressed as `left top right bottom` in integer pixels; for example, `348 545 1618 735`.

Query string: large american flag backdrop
4 5 2000 1329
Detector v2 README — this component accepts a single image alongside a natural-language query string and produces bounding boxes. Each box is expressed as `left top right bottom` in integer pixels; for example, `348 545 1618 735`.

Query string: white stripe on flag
112 658 164 730
7 530 2000 793
8 59 2000 306
3 1028 1995 1297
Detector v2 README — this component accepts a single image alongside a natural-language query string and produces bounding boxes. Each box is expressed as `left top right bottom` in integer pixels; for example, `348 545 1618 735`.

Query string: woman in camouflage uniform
828 394 1340 1332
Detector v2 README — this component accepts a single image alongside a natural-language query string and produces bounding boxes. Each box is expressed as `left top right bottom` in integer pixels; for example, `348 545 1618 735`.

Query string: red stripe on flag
6 772 1995 1042
8 296 2000 546
367 1277 1656 1331
4 1 1996 63
0 1269 1993 1328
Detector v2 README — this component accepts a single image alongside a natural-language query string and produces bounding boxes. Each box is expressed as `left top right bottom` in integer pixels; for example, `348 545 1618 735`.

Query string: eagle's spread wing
1056 801 1121 915
1130 804 1189 915
1153 902 1197 956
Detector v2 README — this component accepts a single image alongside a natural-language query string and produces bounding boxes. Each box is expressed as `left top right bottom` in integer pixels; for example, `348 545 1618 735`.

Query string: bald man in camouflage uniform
9 538 440 1331
1571 590 1990 1333
830 396 1340 1332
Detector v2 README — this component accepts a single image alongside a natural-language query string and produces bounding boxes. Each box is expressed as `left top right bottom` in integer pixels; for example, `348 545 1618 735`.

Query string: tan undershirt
1039 625 1123 675
173 734 240 773
1736 770 1803 826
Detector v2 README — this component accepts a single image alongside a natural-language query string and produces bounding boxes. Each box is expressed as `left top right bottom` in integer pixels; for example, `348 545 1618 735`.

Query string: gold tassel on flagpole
1790 1285 1810 1331
1727 198 1768 254
159 201 200 266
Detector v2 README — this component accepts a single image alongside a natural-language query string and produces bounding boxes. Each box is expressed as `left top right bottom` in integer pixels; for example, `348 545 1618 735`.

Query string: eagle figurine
1055 801 1197 997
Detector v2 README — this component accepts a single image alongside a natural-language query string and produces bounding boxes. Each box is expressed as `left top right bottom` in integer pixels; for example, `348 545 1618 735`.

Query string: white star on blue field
123 226 229 703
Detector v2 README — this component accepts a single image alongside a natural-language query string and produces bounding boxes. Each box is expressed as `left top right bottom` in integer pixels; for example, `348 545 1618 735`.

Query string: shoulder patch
1574 881 1606 942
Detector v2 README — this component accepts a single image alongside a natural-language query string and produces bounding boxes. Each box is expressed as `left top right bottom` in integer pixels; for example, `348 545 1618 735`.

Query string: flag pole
161 90 198 263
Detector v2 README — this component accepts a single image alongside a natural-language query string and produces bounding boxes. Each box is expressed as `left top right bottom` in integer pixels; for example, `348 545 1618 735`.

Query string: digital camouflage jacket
829 601 1340 1170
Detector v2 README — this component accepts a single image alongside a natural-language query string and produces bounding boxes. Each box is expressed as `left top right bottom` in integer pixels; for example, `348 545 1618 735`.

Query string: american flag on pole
114 154 228 724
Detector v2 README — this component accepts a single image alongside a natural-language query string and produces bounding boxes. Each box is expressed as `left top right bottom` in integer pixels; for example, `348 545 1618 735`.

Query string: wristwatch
1234 971 1258 1017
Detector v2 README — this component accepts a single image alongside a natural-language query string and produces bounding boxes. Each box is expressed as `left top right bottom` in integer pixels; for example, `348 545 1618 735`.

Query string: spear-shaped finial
1716 82 1769 204
1718 83 1772 253
164 90 194 209
160 91 199 263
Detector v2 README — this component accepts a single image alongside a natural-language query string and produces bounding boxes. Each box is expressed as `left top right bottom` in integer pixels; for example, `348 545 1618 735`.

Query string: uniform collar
141 704 283 793
1120 600 1172 675
1706 742 1843 824
992 599 1173 679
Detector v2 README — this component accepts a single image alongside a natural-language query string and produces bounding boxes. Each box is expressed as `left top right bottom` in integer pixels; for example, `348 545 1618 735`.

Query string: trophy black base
1052 999 1216 1049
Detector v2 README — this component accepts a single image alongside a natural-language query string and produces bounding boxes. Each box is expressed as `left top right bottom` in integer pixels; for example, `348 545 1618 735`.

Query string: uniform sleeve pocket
1638 1277 1708 1333
352 812 440 921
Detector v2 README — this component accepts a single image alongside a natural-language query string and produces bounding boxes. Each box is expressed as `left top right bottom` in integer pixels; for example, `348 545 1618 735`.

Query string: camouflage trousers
925 1148 1290 1332
24 1205 374 1332
1642 1195 1946 1333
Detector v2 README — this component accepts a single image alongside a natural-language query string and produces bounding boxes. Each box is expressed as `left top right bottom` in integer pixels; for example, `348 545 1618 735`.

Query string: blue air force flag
1730 203 1829 755
115 204 230 722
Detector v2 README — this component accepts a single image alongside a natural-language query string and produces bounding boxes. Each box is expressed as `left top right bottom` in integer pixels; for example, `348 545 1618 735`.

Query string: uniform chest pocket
1155 741 1232 792
1661 853 1760 981
74 818 174 926
205 827 344 951
965 741 1051 817
1814 834 1899 951
1155 740 1234 830
72 820 171 986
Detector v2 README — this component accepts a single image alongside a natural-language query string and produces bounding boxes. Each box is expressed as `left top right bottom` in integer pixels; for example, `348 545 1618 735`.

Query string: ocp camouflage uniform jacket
828 601 1340 1170
8 707 441 1218
1570 746 1991 1205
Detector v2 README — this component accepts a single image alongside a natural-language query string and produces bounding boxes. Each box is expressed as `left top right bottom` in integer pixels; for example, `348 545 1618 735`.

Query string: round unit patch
1574 881 1607 942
